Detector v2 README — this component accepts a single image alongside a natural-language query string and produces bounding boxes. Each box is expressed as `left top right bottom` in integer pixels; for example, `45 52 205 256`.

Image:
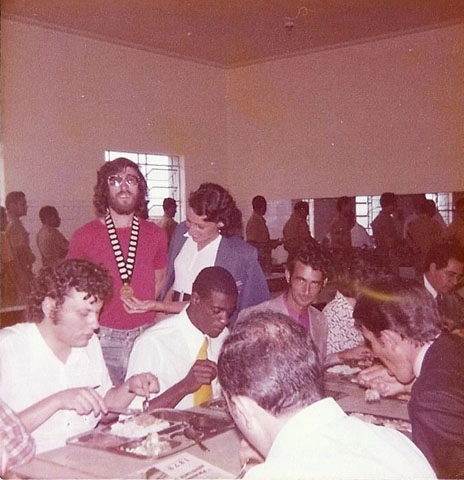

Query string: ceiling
3 0 464 68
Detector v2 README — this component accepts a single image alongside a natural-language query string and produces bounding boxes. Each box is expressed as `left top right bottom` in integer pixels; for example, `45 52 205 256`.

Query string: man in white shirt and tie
126 266 238 410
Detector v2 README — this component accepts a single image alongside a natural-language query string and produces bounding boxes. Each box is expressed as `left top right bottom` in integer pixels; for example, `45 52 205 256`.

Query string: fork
142 395 150 412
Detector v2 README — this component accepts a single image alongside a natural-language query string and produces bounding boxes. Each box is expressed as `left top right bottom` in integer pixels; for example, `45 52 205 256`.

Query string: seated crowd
1 163 464 478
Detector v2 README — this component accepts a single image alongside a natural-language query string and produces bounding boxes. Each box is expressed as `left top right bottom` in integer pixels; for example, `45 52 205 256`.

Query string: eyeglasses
107 175 140 188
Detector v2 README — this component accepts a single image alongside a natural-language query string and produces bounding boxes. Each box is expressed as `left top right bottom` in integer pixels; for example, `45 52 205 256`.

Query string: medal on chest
105 212 140 299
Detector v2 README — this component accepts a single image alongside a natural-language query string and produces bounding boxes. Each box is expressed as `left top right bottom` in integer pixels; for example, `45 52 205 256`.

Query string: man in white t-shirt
0 259 159 453
218 310 435 479
127 266 237 410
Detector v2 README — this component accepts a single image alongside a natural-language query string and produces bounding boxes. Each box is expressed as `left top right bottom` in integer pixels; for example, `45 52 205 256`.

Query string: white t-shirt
172 234 221 295
126 307 227 409
0 323 112 453
246 397 436 479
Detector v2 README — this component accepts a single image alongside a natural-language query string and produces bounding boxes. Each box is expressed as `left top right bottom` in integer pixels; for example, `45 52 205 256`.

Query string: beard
108 192 138 215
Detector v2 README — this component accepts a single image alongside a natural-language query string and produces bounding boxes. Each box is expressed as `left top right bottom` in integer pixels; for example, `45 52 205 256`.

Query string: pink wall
227 24 464 204
2 19 463 261
1 19 227 260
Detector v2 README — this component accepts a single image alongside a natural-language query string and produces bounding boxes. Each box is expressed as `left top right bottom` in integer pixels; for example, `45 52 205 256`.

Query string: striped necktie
193 336 213 405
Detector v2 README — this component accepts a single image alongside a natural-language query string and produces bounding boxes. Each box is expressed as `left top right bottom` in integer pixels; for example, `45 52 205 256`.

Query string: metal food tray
348 411 412 434
66 408 234 460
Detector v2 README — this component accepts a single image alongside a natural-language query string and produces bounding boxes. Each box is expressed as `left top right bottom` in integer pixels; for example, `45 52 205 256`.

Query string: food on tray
110 413 170 438
349 412 412 433
326 364 361 375
364 388 381 403
123 432 168 457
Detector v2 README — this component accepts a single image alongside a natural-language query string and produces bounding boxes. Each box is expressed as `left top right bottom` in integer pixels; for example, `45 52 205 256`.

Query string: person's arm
0 401 35 475
104 373 159 410
357 364 414 397
144 359 217 410
18 387 108 434
121 296 186 315
154 267 167 301
325 344 373 367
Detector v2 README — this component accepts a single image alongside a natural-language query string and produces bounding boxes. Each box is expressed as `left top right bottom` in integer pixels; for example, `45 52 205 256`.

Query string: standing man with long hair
68 158 168 384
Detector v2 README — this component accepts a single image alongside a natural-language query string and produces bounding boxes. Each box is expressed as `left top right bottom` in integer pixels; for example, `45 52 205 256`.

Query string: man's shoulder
139 218 165 234
71 219 102 236
0 322 35 345
238 295 286 321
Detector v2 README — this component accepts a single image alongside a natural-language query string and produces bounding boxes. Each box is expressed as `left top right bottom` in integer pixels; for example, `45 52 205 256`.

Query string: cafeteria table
7 372 410 479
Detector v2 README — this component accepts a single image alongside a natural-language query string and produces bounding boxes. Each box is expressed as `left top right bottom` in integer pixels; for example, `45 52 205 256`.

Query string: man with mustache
68 158 168 384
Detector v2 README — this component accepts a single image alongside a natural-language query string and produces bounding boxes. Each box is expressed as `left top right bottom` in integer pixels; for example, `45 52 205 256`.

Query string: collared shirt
284 293 310 331
0 323 113 453
413 342 434 378
173 233 221 295
324 291 364 354
0 400 35 474
246 397 435 479
126 306 228 410
423 274 438 299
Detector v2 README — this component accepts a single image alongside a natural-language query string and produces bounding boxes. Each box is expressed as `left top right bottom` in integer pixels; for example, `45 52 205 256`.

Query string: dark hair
379 192 397 208
1 206 7 232
294 200 309 214
192 266 238 298
93 158 148 217
218 311 323 416
455 197 464 210
39 205 58 224
189 183 242 237
5 191 25 211
28 259 113 322
333 250 390 298
353 278 441 345
252 195 266 211
423 241 464 272
336 196 352 213
286 244 331 280
162 197 176 210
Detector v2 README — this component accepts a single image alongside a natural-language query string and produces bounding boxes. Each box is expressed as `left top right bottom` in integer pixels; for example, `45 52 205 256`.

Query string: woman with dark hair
124 183 269 324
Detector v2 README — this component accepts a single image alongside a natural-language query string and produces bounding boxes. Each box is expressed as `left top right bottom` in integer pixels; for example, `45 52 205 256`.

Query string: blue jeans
97 324 152 385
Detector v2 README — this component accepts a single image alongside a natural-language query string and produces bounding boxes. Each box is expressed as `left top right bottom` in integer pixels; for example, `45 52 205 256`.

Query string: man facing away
354 278 464 478
157 197 178 245
245 195 281 274
126 266 237 410
36 205 69 268
5 191 35 300
68 157 168 384
282 200 314 263
0 259 159 454
217 310 435 479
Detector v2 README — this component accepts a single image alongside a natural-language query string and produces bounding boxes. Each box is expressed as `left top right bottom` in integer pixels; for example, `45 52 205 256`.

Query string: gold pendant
120 284 134 299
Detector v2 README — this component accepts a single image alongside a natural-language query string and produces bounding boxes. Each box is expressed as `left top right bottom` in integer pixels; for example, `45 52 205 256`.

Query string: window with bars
355 192 453 234
105 151 184 221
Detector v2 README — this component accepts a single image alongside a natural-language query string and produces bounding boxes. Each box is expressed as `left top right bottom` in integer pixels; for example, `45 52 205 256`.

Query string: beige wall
227 23 464 211
2 18 463 261
1 19 227 253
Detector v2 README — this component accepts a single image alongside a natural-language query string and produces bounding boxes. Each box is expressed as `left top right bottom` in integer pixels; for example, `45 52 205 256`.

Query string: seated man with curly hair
0 259 159 454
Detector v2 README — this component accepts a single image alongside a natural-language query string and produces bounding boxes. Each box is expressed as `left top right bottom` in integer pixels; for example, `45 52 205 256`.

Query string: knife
106 407 143 416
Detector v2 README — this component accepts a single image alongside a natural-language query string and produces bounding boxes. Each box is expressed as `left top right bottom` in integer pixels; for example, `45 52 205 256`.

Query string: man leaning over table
126 266 237 410
217 310 435 479
354 278 464 479
0 259 159 454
